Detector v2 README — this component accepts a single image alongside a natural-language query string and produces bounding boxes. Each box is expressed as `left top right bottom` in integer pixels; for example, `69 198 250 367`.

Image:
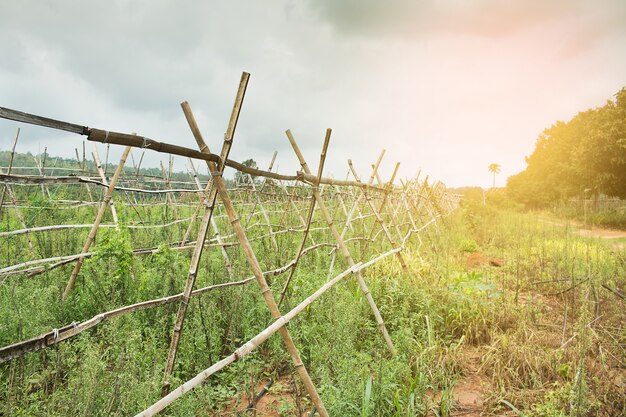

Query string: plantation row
1 78 457 415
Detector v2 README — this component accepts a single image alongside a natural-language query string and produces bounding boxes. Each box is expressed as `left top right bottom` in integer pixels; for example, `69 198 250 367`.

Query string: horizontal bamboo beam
0 277 256 364
0 106 386 192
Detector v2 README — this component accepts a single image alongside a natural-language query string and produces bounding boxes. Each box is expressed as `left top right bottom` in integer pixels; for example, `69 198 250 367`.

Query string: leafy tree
507 87 626 207
233 158 258 185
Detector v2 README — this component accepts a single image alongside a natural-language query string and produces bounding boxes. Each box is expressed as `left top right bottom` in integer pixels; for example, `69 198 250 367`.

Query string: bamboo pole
286 130 396 355
0 276 257 364
245 151 277 227
134 263 361 417
181 99 329 417
161 74 249 397
187 158 233 276
92 145 119 226
0 181 36 259
74 148 95 211
0 128 19 215
246 173 278 250
278 129 331 306
352 161 407 271
62 146 131 300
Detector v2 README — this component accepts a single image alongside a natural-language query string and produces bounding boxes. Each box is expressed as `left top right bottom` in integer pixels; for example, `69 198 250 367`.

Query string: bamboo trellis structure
0 72 459 416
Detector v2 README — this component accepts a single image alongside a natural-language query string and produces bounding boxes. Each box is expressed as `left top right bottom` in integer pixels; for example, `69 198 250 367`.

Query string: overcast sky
1 0 625 187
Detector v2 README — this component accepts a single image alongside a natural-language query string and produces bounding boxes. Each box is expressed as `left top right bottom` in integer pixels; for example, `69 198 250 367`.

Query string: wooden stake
180 98 329 417
62 146 131 300
92 145 119 226
161 74 249 397
278 129 331 306
286 130 396 355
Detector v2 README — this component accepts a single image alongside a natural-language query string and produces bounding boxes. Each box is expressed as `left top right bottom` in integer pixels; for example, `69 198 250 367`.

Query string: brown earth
464 252 504 269
224 374 312 417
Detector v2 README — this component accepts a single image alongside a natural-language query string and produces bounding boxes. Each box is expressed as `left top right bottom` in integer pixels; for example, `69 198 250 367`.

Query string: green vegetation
504 87 626 230
1 182 623 416
507 88 626 207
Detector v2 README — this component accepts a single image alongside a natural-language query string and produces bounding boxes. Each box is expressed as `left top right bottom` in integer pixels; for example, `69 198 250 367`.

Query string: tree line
507 88 626 207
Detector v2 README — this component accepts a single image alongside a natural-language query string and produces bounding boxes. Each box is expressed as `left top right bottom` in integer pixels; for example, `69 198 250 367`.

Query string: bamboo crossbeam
0 217 197 238
0 276 256 364
0 106 386 192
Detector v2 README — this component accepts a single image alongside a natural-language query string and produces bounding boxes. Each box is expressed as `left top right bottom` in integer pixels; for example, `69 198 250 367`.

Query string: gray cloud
1 0 625 187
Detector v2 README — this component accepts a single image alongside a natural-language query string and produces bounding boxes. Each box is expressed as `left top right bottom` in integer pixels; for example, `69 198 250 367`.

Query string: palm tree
488 163 501 188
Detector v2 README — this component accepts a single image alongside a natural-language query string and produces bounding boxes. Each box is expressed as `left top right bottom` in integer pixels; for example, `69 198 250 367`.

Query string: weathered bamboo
92 145 119 226
0 128 20 215
33 150 51 198
278 129 331 306
245 151 277 227
0 276 256 364
327 163 381 279
246 173 278 250
181 100 329 417
62 146 131 300
0 128 37 259
74 148 95 210
161 74 249 397
134 263 361 417
0 106 387 192
350 160 406 268
187 158 233 276
286 130 396 354
351 161 407 271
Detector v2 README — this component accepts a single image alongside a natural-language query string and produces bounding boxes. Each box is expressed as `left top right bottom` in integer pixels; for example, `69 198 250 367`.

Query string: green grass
1 188 624 416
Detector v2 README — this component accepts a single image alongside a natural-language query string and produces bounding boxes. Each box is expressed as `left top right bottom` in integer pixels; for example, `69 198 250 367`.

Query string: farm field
2 1 626 415
0 152 624 416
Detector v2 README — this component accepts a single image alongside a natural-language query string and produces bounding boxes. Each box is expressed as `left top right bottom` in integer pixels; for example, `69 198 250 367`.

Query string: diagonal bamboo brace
278 129 331 306
161 73 249 397
181 101 329 417
62 146 131 301
349 161 408 271
286 130 396 355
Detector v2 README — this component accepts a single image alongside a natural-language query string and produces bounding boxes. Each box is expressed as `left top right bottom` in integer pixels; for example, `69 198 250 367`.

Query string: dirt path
537 216 626 249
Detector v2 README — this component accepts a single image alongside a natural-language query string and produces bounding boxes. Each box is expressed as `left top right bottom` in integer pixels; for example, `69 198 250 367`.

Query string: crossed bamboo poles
0 72 461 416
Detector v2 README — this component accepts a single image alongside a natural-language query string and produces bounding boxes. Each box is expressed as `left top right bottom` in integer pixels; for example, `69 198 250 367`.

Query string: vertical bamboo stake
33 151 50 198
0 128 20 215
92 145 119 226
278 129 331 306
161 75 250 397
246 173 278 250
0 130 36 259
245 151 277 227
75 148 95 208
62 146 131 300
286 130 396 355
327 162 380 279
187 158 233 277
372 162 405 244
349 160 408 271
181 99 329 417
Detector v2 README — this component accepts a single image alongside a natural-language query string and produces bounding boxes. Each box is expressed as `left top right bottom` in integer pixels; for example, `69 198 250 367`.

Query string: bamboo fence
0 72 459 416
